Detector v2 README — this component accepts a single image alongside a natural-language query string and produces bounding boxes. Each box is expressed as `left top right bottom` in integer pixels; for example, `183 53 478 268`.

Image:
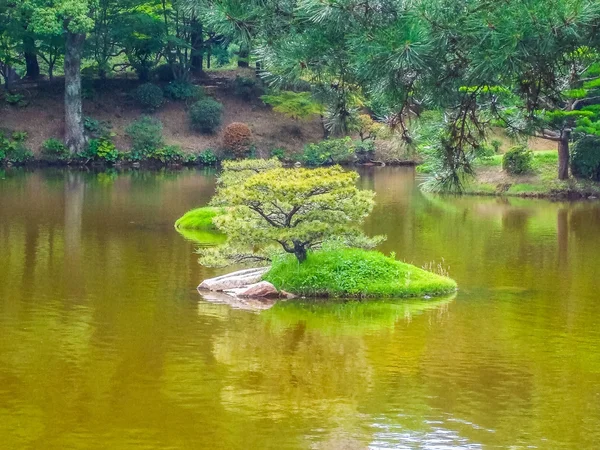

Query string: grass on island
263 248 457 298
467 150 600 198
174 207 224 230
174 206 227 245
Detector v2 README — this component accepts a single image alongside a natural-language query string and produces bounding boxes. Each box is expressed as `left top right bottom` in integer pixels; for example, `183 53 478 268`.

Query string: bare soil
0 70 324 158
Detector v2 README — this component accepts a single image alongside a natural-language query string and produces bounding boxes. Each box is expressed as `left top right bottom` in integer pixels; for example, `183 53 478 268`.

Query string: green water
1 167 599 449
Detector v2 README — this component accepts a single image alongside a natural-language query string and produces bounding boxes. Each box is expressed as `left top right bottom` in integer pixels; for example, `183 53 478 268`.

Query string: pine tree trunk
190 20 204 74
558 130 570 180
64 32 86 155
237 44 249 68
24 36 40 79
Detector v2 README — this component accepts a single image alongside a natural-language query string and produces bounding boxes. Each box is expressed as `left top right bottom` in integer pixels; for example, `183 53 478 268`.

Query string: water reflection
1 167 600 449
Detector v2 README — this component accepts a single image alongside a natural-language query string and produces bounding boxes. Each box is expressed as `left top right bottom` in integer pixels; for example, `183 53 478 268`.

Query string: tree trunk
237 43 249 68
24 37 40 79
558 130 570 180
64 32 86 155
190 20 204 74
293 243 307 263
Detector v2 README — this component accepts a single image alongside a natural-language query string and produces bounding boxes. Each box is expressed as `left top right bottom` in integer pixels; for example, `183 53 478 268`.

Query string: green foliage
41 138 70 161
84 117 112 139
134 83 164 111
3 92 27 107
263 249 457 298
125 116 164 156
152 64 177 82
164 81 203 101
270 148 286 160
189 99 223 134
502 146 534 175
354 140 376 163
198 149 218 165
302 137 355 166
571 136 600 181
261 91 323 119
85 138 120 163
0 132 33 165
233 76 263 101
201 164 383 265
175 207 224 230
147 145 184 164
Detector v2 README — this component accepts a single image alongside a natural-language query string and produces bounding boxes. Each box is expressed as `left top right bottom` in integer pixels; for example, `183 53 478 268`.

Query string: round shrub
125 116 164 156
571 136 600 181
189 98 223 134
223 122 253 158
165 81 203 101
502 145 533 174
134 83 164 111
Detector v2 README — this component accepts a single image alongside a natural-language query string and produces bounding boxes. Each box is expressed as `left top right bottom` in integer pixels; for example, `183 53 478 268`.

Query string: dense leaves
199 161 384 266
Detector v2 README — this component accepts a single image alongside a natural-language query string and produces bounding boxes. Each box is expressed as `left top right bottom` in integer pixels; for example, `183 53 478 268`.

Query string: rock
198 267 269 291
280 290 297 300
233 281 280 298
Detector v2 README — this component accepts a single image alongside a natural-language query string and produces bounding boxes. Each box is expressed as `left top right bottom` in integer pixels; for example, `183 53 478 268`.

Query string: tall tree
32 0 94 154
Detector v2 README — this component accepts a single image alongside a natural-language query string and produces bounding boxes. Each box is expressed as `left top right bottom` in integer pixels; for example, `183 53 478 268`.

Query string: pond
1 167 599 449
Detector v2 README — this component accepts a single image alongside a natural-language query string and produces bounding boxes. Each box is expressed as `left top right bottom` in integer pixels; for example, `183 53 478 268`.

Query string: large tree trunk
64 32 86 155
558 129 570 180
190 20 204 74
24 36 40 79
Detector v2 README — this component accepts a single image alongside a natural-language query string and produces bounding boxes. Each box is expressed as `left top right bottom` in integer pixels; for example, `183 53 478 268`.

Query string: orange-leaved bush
223 122 252 158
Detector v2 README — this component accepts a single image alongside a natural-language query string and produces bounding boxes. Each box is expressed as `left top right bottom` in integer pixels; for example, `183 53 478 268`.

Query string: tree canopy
199 161 383 266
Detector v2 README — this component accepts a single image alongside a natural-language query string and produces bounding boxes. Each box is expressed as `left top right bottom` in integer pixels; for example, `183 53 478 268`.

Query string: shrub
490 139 502 154
234 76 263 101
152 64 177 82
571 136 600 181
86 138 120 163
165 81 203 101
502 145 533 174
198 149 218 165
261 91 323 119
41 138 70 161
1 132 33 165
4 92 27 107
125 116 164 156
189 98 223 133
474 143 496 160
134 83 164 111
223 122 253 158
147 145 184 163
302 137 356 166
84 116 112 139
270 148 286 160
354 140 375 163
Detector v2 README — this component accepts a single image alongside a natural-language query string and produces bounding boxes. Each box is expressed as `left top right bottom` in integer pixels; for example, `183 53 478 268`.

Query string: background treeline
2 0 600 188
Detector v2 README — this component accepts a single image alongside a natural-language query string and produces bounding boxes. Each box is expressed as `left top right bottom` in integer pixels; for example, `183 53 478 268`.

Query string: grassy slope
263 249 457 298
175 207 222 230
174 207 227 244
466 150 600 198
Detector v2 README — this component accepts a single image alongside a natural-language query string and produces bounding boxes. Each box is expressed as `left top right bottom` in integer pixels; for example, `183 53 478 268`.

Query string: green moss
174 207 224 230
175 228 227 245
263 249 457 298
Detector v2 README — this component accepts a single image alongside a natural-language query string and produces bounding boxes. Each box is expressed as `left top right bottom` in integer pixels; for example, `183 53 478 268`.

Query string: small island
177 159 457 300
